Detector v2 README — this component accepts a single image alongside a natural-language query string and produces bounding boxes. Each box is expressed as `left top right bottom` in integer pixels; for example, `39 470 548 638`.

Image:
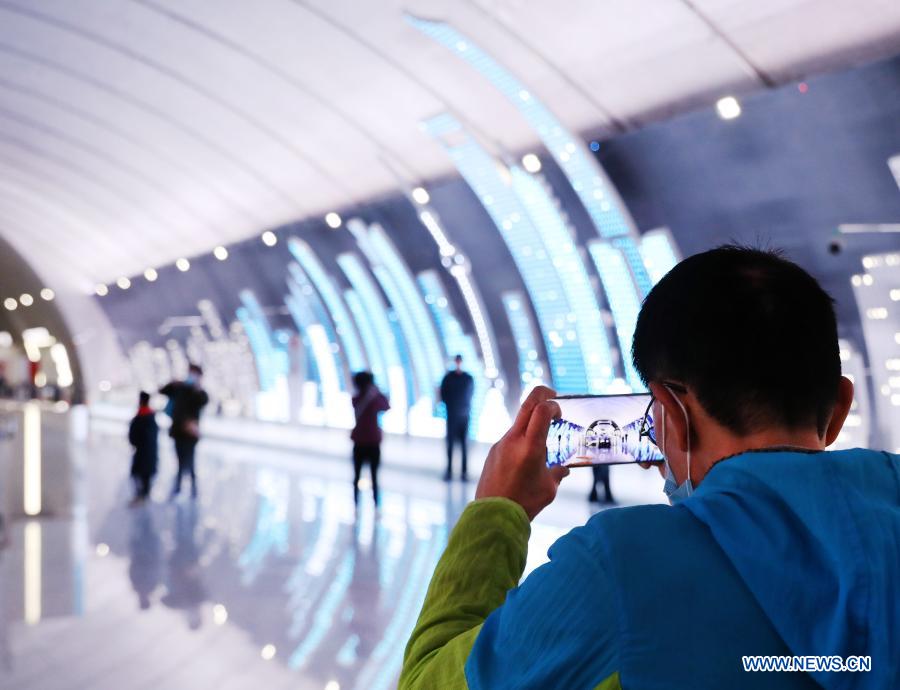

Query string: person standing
439 354 475 482
128 391 159 506
588 465 614 504
160 363 209 500
351 371 390 507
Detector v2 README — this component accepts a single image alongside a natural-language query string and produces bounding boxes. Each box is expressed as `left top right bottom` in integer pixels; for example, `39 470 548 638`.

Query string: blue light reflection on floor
1 427 616 690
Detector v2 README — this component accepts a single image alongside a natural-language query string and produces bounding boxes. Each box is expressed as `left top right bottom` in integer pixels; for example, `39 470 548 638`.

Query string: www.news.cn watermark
742 656 872 673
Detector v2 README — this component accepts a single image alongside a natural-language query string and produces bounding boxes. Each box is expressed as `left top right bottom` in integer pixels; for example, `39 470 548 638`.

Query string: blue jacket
465 449 899 689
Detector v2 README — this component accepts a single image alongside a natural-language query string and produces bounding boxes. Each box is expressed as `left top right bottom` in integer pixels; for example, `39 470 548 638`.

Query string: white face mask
660 386 693 505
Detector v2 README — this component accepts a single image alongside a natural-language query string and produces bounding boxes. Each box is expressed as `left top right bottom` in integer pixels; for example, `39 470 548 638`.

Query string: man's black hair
353 371 374 391
632 244 841 436
139 390 151 406
188 363 203 376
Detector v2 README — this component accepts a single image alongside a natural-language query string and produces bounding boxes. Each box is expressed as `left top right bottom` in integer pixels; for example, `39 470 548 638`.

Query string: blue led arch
639 228 681 284
286 264 347 390
406 15 653 297
337 252 409 430
287 238 367 375
367 223 447 389
418 269 485 436
424 113 595 393
347 219 444 404
588 242 643 390
510 166 615 390
343 288 389 392
237 290 289 393
502 291 546 391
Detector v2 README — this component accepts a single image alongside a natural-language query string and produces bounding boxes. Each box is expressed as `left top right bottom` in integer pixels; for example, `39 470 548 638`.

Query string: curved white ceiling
1 0 898 292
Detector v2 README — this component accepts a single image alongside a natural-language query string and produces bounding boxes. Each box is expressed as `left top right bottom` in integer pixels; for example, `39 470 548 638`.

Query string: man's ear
647 381 690 453
824 376 854 447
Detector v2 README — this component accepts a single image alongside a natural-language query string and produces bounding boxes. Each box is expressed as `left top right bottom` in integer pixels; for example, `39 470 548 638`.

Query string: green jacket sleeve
399 497 531 689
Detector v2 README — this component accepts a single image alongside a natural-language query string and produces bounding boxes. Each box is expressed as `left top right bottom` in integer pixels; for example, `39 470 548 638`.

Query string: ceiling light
3 298 16 311
262 231 277 246
144 268 158 282
411 187 430 205
214 245 229 261
716 96 742 120
117 277 131 290
325 213 342 229
176 258 190 272
19 293 33 306
212 604 228 625
260 644 276 661
521 153 542 173
95 285 108 297
40 288 54 301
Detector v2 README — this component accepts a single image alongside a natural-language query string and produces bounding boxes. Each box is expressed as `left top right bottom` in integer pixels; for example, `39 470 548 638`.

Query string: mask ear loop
663 386 692 495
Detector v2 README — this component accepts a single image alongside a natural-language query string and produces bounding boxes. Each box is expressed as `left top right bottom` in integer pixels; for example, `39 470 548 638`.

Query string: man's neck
693 428 825 485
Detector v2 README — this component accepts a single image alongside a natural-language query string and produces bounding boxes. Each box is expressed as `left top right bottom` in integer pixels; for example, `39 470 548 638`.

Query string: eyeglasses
638 382 688 448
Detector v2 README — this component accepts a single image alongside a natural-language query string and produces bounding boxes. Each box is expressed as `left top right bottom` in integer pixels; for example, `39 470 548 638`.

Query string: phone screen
547 393 664 467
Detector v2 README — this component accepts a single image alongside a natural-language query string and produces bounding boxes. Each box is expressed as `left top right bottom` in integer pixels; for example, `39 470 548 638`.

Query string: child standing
350 372 390 507
129 391 159 506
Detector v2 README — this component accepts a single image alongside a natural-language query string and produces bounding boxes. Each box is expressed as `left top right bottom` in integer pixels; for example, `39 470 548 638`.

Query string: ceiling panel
0 0 897 292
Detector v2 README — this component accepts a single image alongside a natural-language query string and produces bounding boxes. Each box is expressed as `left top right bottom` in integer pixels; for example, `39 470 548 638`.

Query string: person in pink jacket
350 371 390 507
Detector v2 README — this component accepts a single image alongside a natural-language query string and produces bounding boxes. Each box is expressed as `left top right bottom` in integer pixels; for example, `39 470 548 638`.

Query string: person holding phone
400 246 898 689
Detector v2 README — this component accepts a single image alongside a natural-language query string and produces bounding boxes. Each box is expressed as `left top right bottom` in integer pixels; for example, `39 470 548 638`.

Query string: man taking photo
401 246 898 689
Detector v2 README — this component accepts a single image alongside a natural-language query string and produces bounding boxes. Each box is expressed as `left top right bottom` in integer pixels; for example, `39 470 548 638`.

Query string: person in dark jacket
351 371 390 507
160 363 209 500
128 391 159 506
439 355 475 481
588 464 615 505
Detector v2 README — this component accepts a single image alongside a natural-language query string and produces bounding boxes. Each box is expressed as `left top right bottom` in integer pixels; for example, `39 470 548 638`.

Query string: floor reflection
161 504 207 630
0 430 603 690
128 507 161 612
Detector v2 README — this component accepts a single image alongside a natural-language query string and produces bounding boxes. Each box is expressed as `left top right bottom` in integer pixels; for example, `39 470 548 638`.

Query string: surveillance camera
827 240 843 255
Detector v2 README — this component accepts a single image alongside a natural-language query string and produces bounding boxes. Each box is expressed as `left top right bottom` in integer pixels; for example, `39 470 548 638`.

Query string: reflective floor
0 426 662 690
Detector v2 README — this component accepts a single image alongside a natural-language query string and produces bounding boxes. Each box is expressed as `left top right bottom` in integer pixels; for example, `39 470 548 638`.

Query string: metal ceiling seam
0 196 104 262
0 40 302 213
0 75 265 227
677 0 776 88
461 0 628 134
0 1 359 206
0 195 116 280
289 0 500 150
0 157 153 255
131 0 411 180
0 148 181 266
0 123 185 261
0 130 173 260
0 104 223 238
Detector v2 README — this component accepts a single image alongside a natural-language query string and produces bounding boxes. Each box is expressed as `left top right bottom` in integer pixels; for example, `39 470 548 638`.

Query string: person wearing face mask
160 363 209 500
400 245 899 690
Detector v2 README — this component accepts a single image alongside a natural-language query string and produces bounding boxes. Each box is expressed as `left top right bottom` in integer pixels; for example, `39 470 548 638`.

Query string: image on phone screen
547 394 664 467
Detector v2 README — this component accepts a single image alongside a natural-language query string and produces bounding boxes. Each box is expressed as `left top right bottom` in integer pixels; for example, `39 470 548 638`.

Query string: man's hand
475 386 569 521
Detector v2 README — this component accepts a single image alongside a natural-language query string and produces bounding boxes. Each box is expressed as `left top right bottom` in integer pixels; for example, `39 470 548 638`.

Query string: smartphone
546 393 664 467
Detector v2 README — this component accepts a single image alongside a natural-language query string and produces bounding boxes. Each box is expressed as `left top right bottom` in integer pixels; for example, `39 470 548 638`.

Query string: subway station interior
1 2 899 689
